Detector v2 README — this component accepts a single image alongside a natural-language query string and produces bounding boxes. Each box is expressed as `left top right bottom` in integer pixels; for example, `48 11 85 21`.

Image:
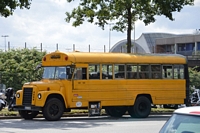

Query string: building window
186 43 195 51
197 42 200 50
177 44 185 51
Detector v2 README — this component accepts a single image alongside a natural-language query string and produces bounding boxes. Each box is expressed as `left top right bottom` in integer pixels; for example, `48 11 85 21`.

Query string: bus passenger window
126 65 137 79
138 65 149 79
174 65 184 79
151 65 161 79
89 64 100 80
114 64 125 79
162 65 173 79
102 64 112 79
139 73 146 79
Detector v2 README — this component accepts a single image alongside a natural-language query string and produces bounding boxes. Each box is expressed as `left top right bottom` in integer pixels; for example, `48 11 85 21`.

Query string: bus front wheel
43 98 64 121
19 110 39 120
128 96 151 118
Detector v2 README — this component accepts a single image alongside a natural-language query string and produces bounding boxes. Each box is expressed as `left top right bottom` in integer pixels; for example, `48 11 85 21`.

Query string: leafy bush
189 66 200 89
0 48 46 91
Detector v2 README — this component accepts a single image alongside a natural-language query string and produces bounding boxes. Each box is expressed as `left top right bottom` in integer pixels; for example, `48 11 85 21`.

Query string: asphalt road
0 114 170 133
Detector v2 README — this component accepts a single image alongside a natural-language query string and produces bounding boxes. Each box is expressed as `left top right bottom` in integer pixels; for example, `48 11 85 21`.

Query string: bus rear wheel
105 106 127 117
128 96 151 118
19 110 39 120
43 98 64 121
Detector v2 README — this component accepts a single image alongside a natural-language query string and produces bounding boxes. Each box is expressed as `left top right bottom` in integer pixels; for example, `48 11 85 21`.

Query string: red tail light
65 56 68 61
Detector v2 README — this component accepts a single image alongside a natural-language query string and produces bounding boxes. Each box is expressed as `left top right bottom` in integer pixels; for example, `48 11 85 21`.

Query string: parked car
159 106 200 133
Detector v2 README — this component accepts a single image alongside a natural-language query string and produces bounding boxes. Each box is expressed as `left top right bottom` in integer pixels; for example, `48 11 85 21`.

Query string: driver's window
74 68 87 80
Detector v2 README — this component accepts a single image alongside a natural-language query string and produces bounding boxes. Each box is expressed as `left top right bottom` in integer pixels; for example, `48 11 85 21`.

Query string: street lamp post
108 23 114 52
1 35 9 51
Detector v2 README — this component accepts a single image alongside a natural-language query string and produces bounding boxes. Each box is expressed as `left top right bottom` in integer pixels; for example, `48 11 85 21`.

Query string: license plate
25 106 31 110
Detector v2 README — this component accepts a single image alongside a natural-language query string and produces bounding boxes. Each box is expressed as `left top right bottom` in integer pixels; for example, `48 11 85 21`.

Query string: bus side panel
126 80 186 105
70 79 186 108
71 80 135 107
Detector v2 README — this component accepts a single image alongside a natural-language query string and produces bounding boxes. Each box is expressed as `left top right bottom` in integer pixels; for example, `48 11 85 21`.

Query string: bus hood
23 80 63 91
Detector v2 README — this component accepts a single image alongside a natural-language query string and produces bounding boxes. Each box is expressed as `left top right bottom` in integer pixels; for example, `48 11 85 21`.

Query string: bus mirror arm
70 64 76 73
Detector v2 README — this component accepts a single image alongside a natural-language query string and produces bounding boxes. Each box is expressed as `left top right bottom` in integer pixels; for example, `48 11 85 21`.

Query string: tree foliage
0 48 46 91
189 67 200 89
66 0 194 53
0 0 31 17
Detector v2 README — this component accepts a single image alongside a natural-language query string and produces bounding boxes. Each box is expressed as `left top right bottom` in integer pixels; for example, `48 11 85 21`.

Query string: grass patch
0 107 174 117
0 108 19 116
151 108 175 113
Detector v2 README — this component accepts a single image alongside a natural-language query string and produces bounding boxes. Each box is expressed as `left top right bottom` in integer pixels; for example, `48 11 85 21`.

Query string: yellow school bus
14 51 189 121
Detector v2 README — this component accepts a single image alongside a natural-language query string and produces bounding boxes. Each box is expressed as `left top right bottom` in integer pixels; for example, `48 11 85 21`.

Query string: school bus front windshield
42 66 71 79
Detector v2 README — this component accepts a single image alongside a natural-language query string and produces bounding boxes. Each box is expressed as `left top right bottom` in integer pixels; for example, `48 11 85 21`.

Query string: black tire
105 106 127 117
19 110 39 120
43 98 64 121
128 96 151 118
105 108 111 115
128 107 136 118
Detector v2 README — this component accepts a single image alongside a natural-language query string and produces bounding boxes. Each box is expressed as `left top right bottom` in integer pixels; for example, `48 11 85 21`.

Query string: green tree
0 48 46 91
0 0 31 17
66 0 194 53
189 67 200 89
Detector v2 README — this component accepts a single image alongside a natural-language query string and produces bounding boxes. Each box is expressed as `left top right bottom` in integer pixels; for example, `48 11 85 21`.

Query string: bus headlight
38 93 42 99
16 93 20 98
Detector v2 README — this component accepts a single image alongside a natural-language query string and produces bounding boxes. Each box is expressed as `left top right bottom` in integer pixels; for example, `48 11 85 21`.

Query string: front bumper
11 105 42 111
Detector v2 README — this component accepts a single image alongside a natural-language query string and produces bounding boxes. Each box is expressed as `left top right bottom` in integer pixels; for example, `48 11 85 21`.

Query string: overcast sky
0 0 200 52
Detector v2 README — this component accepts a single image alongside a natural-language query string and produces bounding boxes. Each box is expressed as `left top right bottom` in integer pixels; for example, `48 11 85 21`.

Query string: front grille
22 88 33 106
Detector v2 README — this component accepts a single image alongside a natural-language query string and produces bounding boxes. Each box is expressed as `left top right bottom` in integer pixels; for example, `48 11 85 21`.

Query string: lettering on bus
51 54 61 59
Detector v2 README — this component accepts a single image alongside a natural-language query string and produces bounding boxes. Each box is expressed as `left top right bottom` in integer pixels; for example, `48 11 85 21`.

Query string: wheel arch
136 94 152 104
129 94 152 118
46 94 66 109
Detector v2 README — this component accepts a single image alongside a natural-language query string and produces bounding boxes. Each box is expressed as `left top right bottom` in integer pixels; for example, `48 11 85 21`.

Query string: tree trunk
127 8 132 53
